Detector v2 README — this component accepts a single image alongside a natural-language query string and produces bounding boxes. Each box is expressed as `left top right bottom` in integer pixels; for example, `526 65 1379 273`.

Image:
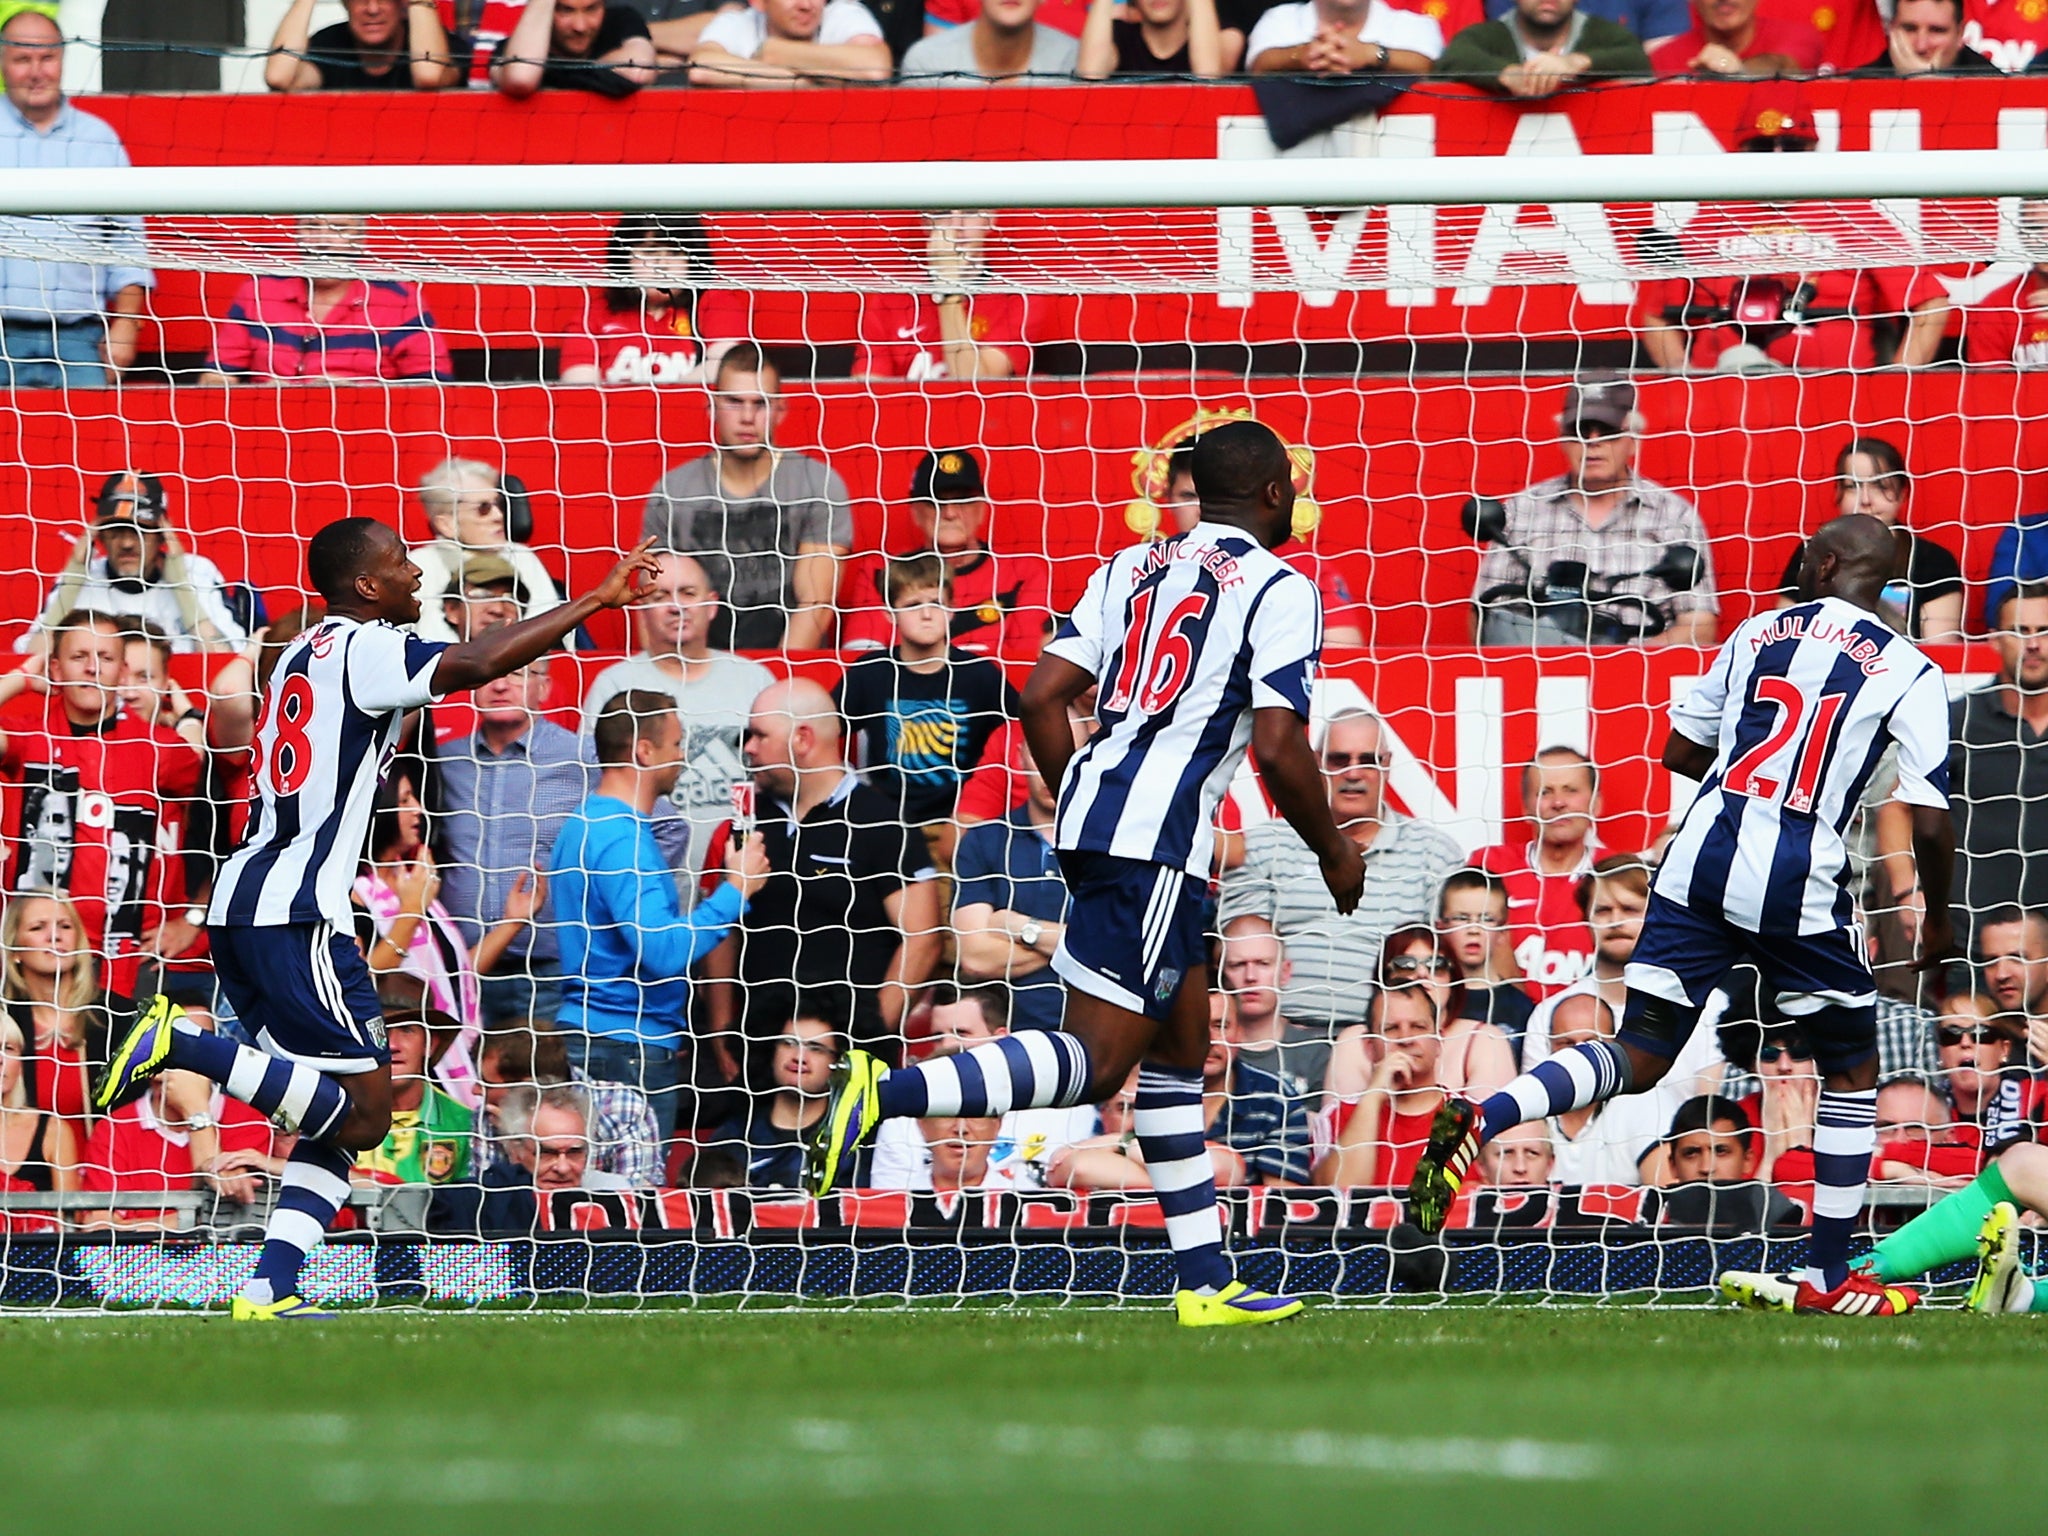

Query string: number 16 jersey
1043 521 1321 881
210 617 447 930
1656 594 1950 937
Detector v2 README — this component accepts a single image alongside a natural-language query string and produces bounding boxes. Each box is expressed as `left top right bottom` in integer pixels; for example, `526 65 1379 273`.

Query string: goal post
0 133 2039 1311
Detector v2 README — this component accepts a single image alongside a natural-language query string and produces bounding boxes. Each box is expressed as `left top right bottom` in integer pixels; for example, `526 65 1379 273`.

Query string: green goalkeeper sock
1862 1164 2015 1283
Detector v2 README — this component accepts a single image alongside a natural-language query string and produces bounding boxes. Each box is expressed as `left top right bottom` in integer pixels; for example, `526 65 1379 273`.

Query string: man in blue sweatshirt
548 687 769 1138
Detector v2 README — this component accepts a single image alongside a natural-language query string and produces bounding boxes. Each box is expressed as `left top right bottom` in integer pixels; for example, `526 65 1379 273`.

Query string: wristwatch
183 906 207 927
1018 919 1044 950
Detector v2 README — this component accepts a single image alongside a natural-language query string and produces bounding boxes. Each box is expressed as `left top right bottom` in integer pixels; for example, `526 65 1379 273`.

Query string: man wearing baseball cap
841 447 1053 657
19 473 247 655
1470 377 1720 649
1635 83 1951 374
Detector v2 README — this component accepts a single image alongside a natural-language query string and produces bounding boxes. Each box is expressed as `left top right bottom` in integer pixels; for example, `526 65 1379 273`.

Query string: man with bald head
1415 513 1959 1320
702 676 945 1063
581 550 775 891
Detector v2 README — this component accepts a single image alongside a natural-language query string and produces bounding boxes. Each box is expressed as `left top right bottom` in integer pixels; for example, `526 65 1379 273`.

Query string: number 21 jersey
1043 521 1321 881
211 618 447 930
1656 594 1950 936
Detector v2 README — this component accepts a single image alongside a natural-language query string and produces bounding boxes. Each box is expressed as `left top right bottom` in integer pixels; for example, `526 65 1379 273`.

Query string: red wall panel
4 370 2041 652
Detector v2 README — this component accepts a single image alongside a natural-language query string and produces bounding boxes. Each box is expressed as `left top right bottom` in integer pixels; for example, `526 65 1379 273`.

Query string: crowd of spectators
232 0 2048 98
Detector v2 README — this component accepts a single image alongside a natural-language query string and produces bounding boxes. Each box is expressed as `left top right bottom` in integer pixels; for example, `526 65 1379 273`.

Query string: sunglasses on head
1758 1040 1813 1064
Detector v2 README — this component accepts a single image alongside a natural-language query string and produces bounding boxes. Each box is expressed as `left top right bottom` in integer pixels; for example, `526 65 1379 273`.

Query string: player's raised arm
434 540 661 692
1252 707 1363 915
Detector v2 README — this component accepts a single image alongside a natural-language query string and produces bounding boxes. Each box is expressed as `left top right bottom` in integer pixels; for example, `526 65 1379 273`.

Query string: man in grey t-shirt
641 343 852 651
582 552 776 894
900 0 1080 80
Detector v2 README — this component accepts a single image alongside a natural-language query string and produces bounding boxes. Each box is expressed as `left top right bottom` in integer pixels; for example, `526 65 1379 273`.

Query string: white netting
0 136 2037 1312
0 152 2040 292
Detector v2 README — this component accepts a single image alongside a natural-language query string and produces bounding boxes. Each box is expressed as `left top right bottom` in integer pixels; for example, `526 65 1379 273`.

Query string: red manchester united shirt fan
1 700 203 995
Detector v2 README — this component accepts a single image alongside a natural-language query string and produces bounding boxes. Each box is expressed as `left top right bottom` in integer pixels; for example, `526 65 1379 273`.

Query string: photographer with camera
18 473 247 657
1468 378 1718 649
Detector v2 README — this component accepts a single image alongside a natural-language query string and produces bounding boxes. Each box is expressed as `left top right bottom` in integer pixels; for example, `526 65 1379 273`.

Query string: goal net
0 86 2042 1312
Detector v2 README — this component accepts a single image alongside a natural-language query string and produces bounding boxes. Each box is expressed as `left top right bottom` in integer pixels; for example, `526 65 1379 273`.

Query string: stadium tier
7 42 2048 1318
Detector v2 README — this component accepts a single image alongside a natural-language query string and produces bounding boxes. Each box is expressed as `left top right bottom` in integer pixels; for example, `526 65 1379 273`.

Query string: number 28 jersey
211 618 447 930
1656 595 1950 937
1044 521 1321 881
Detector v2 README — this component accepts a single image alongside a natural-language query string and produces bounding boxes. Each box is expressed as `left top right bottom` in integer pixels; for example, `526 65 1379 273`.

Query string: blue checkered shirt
430 717 594 965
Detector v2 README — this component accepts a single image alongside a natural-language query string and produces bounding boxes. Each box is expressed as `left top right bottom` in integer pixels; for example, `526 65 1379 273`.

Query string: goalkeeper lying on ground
1723 1117 2048 1316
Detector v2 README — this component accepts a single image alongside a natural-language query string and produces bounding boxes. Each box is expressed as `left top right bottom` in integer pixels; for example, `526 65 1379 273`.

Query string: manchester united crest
1123 406 1319 541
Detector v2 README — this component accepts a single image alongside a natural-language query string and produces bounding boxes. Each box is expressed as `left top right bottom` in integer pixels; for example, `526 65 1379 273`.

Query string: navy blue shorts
209 921 388 1075
1623 892 1876 1067
1050 850 1209 1022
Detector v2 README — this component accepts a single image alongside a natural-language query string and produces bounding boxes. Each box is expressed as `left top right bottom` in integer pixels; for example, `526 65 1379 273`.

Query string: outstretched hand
588 540 662 610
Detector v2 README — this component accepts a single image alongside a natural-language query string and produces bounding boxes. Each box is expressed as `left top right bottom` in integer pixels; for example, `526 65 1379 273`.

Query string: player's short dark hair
1997 579 2048 625
714 341 775 390
1667 1093 1755 1147
1190 420 1291 508
306 517 394 604
1439 866 1508 914
51 608 124 644
1166 443 1196 487
593 689 679 767
884 552 950 607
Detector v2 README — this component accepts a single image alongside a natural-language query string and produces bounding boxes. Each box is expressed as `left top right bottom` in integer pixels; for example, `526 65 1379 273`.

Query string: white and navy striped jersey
1044 521 1320 880
1656 596 1950 935
210 617 447 929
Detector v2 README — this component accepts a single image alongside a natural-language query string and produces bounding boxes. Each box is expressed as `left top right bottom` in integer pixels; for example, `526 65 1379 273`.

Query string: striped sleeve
1889 663 1951 809
1248 568 1320 717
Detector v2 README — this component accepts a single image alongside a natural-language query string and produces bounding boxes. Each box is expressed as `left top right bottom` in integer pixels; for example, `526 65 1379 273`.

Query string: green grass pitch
6 1304 2041 1535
